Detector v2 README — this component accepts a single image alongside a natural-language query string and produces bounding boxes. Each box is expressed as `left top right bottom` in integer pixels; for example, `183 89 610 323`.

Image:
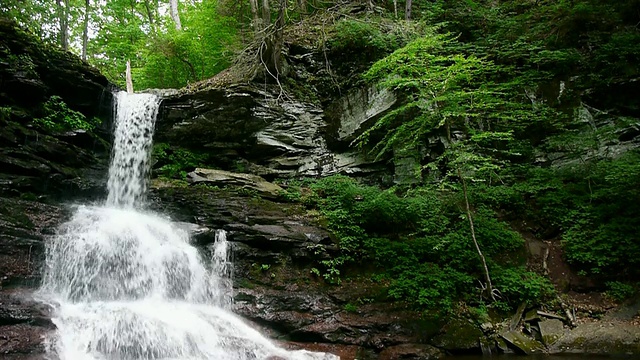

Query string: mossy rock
431 318 483 351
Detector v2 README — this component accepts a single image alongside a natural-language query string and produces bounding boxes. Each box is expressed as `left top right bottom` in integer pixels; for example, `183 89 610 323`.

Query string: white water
38 92 338 360
106 92 159 208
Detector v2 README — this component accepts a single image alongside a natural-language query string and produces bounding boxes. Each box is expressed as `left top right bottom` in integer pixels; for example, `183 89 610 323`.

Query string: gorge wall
0 19 112 358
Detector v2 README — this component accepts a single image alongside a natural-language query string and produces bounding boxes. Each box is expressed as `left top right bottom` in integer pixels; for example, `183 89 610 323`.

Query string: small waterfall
106 92 159 207
210 230 234 308
38 91 338 360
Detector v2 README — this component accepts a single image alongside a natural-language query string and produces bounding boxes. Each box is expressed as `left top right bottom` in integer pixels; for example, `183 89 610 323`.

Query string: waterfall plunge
38 92 337 360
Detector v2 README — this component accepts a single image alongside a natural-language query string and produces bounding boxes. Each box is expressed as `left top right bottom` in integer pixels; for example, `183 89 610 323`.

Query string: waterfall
38 91 338 360
106 92 159 207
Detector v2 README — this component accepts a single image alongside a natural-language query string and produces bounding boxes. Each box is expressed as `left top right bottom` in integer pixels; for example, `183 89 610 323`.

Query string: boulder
550 320 640 354
378 344 444 360
500 330 545 355
187 168 283 199
430 318 483 352
538 319 565 346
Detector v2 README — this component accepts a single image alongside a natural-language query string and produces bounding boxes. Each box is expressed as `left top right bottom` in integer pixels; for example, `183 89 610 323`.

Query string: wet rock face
0 20 113 358
157 84 393 180
0 19 112 201
0 199 66 358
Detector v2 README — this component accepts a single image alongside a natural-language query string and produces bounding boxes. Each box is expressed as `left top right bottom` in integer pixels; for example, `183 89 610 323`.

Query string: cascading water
38 91 338 360
106 92 159 208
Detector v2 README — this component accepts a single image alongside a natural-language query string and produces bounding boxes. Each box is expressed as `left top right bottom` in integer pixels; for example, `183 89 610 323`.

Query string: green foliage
0 106 11 121
358 30 558 165
289 175 546 314
329 19 399 59
152 143 208 179
7 53 38 77
419 0 640 91
131 1 238 89
507 152 640 279
343 303 358 313
605 281 636 302
1 0 60 42
34 96 98 132
492 267 555 306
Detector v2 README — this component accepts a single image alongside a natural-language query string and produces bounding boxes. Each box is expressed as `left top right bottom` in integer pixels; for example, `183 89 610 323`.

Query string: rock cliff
0 19 112 358
156 82 397 182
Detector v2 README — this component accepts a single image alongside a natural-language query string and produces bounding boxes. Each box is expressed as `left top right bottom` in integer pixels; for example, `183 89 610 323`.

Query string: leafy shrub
34 96 99 132
329 19 401 60
605 281 636 302
152 143 208 179
493 266 555 306
343 303 358 313
387 264 474 314
294 175 540 313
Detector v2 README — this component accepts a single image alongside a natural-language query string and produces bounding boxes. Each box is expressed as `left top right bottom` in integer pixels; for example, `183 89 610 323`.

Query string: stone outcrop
0 198 68 358
157 83 394 181
550 320 640 354
0 19 112 358
0 19 112 201
187 168 283 199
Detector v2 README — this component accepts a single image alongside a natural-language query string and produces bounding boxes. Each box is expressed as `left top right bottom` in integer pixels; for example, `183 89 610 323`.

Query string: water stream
37 92 337 360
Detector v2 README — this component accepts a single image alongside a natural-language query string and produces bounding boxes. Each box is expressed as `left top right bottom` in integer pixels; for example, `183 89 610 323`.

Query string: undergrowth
279 175 555 316
34 95 100 132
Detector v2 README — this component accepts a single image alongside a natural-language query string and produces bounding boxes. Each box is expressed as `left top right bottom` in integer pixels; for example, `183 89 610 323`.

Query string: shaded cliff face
0 19 113 358
156 82 398 183
0 19 113 201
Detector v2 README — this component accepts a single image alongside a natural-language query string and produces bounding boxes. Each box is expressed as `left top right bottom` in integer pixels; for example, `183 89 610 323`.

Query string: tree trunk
82 0 90 61
261 0 285 78
63 0 69 50
57 0 69 50
261 0 270 27
459 167 496 301
405 0 412 20
393 0 398 18
143 0 155 33
170 0 182 30
126 60 134 94
445 119 494 302
249 0 261 31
